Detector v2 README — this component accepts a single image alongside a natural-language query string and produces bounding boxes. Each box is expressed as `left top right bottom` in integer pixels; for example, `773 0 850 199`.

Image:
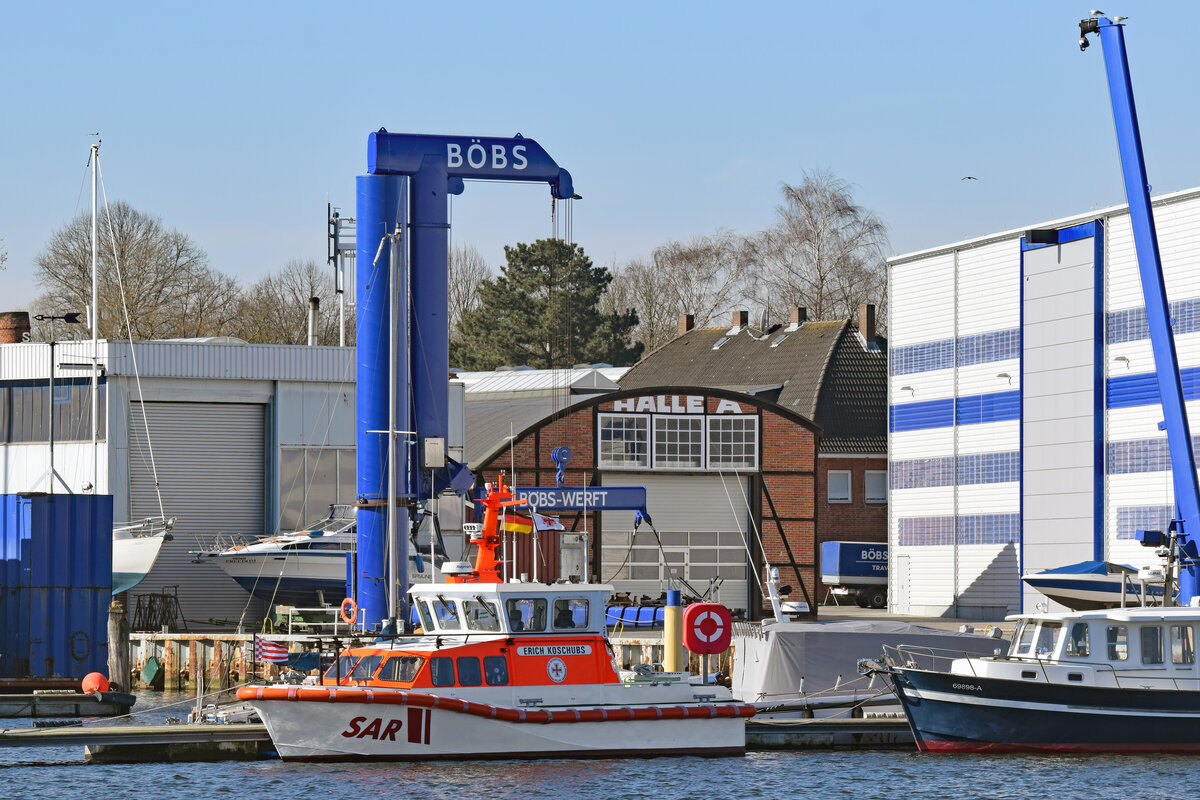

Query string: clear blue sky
4 2 1200 314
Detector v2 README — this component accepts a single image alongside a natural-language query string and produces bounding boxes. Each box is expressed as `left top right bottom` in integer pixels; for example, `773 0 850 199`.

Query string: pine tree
450 239 642 370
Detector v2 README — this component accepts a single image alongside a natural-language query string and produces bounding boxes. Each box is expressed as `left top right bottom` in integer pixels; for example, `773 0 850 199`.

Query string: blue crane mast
1080 15 1200 603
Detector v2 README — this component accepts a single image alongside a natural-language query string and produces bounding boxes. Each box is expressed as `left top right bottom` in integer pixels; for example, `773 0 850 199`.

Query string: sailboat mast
90 142 99 493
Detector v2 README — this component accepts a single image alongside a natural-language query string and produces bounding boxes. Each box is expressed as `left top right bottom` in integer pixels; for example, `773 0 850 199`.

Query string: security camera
1079 36 1090 51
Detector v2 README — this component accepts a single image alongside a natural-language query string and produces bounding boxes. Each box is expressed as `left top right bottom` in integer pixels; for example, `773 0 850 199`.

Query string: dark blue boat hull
890 667 1200 753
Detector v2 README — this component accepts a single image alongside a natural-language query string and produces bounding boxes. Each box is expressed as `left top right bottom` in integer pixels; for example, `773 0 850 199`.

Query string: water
3 692 1198 800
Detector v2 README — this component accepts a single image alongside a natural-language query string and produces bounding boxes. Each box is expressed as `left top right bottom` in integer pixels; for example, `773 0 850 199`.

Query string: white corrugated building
888 187 1200 618
0 338 363 629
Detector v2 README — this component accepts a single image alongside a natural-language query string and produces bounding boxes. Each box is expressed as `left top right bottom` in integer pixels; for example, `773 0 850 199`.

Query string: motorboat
861 605 1200 753
196 505 446 607
111 516 174 595
1021 560 1165 610
238 477 753 761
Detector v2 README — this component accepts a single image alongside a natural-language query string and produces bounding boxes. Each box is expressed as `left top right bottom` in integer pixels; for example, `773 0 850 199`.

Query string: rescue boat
238 476 754 761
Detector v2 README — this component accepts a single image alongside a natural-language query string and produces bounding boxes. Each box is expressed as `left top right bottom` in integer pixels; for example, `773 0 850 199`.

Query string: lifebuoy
340 597 359 625
692 610 725 643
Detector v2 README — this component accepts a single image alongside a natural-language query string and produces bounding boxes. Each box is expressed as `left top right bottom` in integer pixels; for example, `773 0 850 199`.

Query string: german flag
501 512 534 535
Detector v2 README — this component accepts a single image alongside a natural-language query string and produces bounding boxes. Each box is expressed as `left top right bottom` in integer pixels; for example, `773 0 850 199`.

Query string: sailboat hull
111 534 166 595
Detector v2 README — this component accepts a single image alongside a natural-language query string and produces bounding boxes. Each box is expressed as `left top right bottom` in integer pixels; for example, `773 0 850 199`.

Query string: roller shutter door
599 473 751 612
129 401 266 630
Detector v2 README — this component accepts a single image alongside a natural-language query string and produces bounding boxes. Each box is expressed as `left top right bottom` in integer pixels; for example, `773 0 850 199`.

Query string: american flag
253 635 291 663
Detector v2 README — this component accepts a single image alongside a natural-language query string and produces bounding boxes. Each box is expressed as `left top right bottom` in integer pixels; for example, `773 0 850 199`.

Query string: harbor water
2 692 1198 799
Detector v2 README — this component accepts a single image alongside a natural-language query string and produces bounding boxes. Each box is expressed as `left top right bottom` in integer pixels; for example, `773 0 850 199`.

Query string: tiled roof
619 319 886 454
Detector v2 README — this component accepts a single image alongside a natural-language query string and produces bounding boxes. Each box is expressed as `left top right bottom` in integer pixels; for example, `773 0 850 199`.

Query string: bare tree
744 170 888 326
32 201 240 340
234 258 342 345
448 244 490 342
606 230 747 353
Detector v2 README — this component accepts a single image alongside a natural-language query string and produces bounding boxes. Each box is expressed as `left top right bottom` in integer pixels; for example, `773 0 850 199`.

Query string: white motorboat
196 505 445 608
1021 560 1165 610
111 516 174 595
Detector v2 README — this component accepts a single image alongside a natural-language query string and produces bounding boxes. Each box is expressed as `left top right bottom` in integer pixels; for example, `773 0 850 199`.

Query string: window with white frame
597 413 650 468
707 416 758 470
828 470 851 503
865 470 888 503
653 416 704 468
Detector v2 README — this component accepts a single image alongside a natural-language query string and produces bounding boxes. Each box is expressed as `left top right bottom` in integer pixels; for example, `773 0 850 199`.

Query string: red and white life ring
682 603 733 654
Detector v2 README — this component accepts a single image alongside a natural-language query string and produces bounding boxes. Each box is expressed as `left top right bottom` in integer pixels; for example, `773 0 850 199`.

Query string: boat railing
883 643 1001 676
192 532 259 554
284 606 353 637
114 515 176 538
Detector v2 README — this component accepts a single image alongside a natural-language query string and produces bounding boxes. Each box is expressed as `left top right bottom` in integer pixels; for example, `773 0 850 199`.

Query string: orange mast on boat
446 474 530 584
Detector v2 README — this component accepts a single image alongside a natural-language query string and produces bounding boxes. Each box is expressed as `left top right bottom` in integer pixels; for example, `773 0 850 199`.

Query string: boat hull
1021 574 1163 611
112 535 167 595
889 667 1200 753
240 686 748 761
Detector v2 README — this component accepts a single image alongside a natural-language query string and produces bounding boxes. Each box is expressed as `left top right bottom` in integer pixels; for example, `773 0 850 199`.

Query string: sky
5 1 1200 315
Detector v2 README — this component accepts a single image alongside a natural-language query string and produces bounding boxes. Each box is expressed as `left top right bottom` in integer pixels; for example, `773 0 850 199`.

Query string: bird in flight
961 176 979 181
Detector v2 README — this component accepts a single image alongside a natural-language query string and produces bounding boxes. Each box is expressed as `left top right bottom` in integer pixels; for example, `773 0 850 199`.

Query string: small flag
253 635 291 663
532 512 565 532
501 512 533 535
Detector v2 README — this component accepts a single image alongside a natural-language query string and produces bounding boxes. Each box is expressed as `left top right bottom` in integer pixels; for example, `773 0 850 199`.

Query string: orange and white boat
238 477 754 761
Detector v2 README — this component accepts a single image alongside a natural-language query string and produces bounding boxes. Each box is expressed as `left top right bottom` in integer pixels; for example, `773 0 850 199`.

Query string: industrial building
888 186 1200 619
0 338 365 630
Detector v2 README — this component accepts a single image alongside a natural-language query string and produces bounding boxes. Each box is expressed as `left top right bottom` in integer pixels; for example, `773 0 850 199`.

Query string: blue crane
1080 15 1200 604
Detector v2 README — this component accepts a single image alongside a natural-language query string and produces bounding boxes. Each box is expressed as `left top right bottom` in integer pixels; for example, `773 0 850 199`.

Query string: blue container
1 494 113 679
820 540 888 586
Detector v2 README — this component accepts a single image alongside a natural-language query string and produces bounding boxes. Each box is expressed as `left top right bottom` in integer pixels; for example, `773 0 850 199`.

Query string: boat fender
340 597 359 625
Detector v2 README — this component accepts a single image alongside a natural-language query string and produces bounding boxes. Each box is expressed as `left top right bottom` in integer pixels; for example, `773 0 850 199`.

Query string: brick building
464 306 887 618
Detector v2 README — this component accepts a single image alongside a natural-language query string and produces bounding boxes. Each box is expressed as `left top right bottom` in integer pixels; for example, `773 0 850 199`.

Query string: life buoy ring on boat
340 597 359 625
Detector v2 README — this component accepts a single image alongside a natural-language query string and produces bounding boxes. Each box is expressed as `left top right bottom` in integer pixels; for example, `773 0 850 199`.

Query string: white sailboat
80 141 174 595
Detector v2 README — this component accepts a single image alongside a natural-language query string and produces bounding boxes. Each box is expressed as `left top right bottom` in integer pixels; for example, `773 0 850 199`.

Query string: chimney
790 307 806 325
307 297 320 346
731 310 748 328
0 312 31 344
678 313 695 337
858 303 876 343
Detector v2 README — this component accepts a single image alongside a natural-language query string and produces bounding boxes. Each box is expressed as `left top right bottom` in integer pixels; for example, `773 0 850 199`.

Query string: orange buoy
340 597 359 625
81 672 109 693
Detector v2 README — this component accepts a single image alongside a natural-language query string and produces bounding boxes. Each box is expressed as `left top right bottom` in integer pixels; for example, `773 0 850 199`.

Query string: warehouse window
653 416 704 469
597 414 649 468
1 379 105 444
865 470 888 503
707 416 758 470
828 470 851 503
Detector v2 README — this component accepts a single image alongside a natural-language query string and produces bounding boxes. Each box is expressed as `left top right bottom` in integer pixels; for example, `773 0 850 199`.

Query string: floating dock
0 692 135 719
0 721 273 763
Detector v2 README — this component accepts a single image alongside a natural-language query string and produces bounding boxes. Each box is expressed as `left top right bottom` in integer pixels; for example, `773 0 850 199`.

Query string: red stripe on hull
279 745 746 762
920 740 1200 754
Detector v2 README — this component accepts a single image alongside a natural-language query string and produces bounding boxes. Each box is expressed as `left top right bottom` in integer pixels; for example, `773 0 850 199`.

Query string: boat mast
90 142 99 493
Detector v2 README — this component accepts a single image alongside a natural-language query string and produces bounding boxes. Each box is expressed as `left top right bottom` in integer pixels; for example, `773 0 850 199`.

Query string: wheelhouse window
484 655 509 685
506 598 547 632
414 601 434 632
1141 626 1165 665
324 653 360 682
598 414 649 468
1012 620 1036 656
381 655 424 683
706 416 758 470
456 656 482 687
1066 622 1090 657
429 597 461 631
653 416 704 469
553 598 589 630
463 598 501 632
1173 625 1195 665
1035 622 1062 657
1107 625 1129 661
349 654 383 681
430 656 455 687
